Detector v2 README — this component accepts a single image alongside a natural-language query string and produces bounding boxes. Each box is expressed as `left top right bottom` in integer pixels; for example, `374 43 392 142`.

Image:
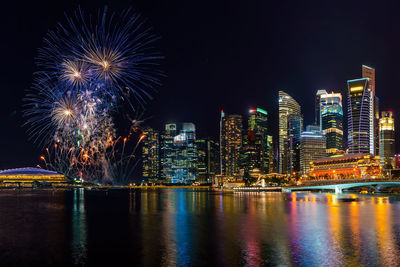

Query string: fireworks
24 7 162 184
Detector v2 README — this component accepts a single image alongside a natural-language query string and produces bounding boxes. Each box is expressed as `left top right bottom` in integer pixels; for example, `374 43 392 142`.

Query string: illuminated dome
0 167 67 185
0 167 61 176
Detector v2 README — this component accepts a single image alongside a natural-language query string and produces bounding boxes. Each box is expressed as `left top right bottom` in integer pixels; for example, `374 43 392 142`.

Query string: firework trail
24 7 162 184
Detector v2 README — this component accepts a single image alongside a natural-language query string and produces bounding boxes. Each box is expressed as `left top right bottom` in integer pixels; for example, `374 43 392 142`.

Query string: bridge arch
284 181 400 193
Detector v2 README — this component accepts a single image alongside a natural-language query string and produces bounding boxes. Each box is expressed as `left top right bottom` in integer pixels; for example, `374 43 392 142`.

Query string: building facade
278 91 302 174
161 123 197 184
196 138 220 183
320 92 343 155
287 114 303 174
245 108 270 174
309 154 381 180
362 65 379 155
267 135 274 173
347 78 373 154
220 111 243 179
299 125 326 175
379 111 395 169
315 89 327 128
160 124 177 181
142 127 160 183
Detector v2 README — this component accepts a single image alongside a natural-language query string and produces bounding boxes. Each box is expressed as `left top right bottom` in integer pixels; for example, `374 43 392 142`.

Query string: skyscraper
278 91 302 174
287 114 303 174
315 89 327 128
196 138 220 183
181 123 197 183
142 127 160 183
320 92 343 155
300 125 326 175
267 135 274 173
247 108 270 174
347 78 373 154
379 111 395 169
160 124 177 181
196 139 207 183
220 111 242 179
161 123 197 184
362 65 379 155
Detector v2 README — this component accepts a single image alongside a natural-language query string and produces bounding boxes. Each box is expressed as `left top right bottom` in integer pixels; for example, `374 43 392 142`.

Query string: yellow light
102 61 110 70
73 71 81 78
350 86 364 92
64 109 72 116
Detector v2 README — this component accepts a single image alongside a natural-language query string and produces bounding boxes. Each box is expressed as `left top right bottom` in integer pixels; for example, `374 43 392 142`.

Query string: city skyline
2 1 400 171
3 2 400 267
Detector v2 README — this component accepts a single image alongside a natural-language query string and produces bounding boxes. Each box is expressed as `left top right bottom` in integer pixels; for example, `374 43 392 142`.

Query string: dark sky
1 0 400 169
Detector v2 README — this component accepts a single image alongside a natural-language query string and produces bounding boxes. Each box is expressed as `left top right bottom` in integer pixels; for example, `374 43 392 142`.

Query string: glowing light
350 86 364 92
23 7 162 184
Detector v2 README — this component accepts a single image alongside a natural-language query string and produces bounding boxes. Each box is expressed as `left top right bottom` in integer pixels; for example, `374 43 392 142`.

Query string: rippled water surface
0 188 400 266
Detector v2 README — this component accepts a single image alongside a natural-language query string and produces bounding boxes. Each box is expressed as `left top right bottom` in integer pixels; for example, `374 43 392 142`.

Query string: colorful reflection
1 189 400 265
71 188 87 265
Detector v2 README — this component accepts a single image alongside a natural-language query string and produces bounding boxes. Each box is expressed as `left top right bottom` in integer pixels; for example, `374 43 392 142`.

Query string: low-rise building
309 154 381 180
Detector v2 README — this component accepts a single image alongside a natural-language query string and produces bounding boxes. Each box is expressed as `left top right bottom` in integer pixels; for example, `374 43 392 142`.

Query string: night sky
1 0 400 169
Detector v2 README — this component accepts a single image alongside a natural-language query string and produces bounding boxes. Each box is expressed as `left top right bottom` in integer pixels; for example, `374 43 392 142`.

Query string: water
0 189 400 266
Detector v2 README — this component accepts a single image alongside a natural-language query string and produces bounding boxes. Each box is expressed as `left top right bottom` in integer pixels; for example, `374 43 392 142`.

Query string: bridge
283 180 400 194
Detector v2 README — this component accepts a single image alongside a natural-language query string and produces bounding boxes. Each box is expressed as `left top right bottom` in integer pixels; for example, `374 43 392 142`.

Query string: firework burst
24 7 162 184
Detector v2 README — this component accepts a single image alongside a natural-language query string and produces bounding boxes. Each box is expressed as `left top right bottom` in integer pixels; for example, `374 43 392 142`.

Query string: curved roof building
0 167 67 184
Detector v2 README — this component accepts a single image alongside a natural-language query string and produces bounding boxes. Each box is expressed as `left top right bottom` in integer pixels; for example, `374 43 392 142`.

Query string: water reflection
1 189 400 266
71 188 87 265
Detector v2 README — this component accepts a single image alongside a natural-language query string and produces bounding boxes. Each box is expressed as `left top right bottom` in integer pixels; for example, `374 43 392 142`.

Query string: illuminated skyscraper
315 89 327 128
287 114 303 174
267 135 274 173
160 124 177 181
379 111 395 169
241 108 271 180
320 92 343 155
181 123 197 183
142 127 160 183
247 108 270 173
362 65 379 155
347 78 373 154
220 111 242 178
300 125 326 175
161 123 197 183
278 91 301 174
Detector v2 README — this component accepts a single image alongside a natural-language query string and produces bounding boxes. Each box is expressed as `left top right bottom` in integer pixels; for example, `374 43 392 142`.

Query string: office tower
362 65 379 155
278 91 302 174
267 135 274 173
315 89 327 128
347 78 373 154
161 123 197 184
207 140 220 181
182 123 197 183
247 108 270 173
142 127 160 183
196 139 207 182
287 114 303 174
220 111 243 179
300 125 326 175
320 92 343 155
160 124 177 181
374 96 380 155
196 138 220 183
379 111 395 169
